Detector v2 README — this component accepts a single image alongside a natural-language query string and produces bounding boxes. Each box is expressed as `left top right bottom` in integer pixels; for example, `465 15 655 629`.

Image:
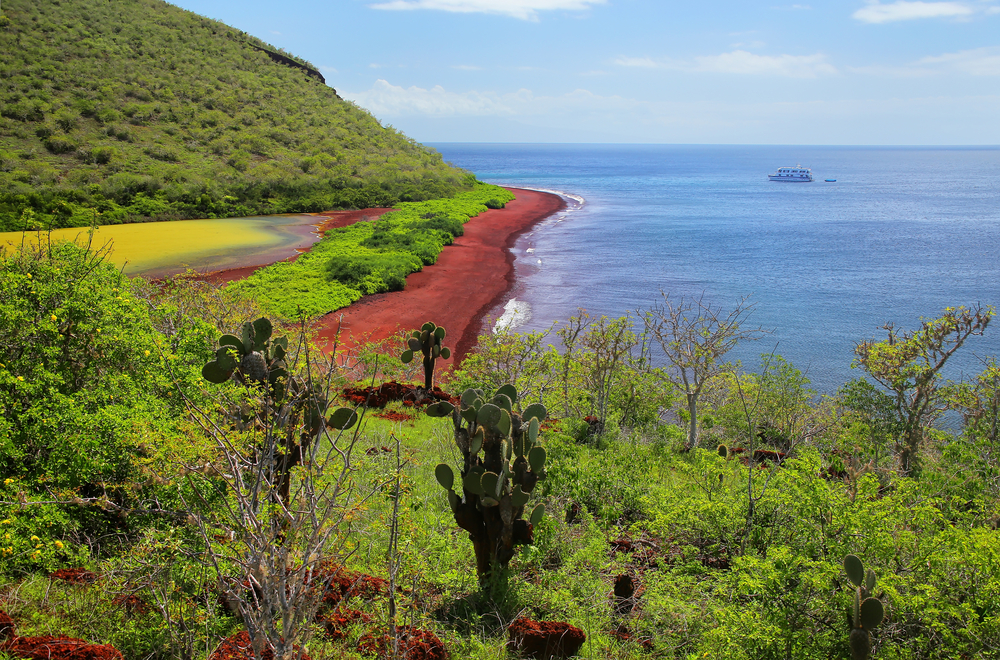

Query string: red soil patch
342 381 452 408
357 625 448 660
316 188 566 364
0 636 123 660
507 619 585 659
373 411 415 422
49 568 98 584
208 631 311 660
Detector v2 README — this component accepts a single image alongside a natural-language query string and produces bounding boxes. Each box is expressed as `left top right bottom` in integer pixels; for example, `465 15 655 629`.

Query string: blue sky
170 0 1000 144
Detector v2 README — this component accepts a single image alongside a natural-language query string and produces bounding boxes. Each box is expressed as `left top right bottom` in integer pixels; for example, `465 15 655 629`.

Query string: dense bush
0 240 215 571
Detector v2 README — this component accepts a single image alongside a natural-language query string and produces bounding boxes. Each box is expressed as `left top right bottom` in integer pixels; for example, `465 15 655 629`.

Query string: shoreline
197 207 395 285
314 188 567 363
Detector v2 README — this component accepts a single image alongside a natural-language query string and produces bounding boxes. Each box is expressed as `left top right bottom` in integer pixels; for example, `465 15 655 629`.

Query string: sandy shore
315 188 566 363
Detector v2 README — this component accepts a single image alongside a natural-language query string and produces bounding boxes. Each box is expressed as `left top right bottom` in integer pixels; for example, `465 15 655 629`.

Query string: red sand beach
315 188 565 363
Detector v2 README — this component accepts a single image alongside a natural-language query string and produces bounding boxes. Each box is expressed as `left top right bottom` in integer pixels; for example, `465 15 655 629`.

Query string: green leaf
447 490 460 513
407 337 421 351
329 407 358 430
400 350 414 364
528 417 539 444
511 485 530 507
440 347 451 360
435 464 454 490
434 326 446 341
529 503 545 525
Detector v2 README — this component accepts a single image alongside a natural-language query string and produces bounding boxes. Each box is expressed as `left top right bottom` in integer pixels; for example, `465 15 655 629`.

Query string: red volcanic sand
200 208 394 285
317 188 565 363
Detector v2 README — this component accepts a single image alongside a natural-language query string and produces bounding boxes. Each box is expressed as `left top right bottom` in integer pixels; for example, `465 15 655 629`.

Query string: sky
169 0 1000 144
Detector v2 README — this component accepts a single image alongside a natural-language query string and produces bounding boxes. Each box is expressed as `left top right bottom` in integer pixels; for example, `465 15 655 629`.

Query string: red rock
49 568 98 584
208 631 311 660
0 635 123 660
356 626 447 660
507 619 586 659
0 610 14 640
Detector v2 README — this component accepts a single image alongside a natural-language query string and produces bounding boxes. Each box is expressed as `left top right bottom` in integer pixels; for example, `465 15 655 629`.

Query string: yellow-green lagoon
0 214 324 277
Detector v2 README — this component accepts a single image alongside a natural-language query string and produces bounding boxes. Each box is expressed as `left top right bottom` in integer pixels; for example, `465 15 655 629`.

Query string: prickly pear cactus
425 383 547 581
200 317 360 502
201 317 290 400
844 554 885 660
400 321 451 390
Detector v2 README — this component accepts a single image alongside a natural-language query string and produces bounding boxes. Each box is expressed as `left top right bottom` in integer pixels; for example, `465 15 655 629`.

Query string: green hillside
0 0 471 231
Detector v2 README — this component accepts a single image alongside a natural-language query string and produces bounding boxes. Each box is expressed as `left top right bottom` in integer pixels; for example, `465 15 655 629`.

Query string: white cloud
368 0 605 21
452 64 483 70
918 47 1000 75
852 1 975 24
851 46 1000 76
342 79 515 116
340 79 638 119
615 50 837 78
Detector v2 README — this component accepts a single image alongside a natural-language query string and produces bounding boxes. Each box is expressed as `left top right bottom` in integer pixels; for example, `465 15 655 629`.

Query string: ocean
429 144 1000 395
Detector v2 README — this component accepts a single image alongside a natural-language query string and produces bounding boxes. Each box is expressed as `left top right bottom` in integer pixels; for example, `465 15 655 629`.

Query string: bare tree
644 292 767 450
177 321 371 660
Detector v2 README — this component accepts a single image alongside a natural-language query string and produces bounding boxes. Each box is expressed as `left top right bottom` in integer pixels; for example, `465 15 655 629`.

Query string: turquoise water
430 144 1000 394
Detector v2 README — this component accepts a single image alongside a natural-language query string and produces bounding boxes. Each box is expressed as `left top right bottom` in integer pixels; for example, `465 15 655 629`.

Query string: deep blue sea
429 144 1000 395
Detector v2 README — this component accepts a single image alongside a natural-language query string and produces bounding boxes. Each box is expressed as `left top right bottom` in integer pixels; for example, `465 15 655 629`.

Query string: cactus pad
844 554 864 588
435 464 454 490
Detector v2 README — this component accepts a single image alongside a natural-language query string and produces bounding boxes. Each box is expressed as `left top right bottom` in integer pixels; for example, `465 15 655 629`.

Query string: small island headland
315 187 566 363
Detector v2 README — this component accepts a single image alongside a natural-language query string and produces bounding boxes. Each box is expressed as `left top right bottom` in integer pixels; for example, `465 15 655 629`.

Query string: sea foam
493 298 531 333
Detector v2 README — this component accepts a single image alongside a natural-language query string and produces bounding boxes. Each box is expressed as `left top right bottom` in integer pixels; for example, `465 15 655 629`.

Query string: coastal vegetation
2 238 999 659
2 0 998 659
0 0 471 232
228 182 515 318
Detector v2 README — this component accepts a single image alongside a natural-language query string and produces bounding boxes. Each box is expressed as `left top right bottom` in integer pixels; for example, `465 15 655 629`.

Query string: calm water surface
430 144 1000 394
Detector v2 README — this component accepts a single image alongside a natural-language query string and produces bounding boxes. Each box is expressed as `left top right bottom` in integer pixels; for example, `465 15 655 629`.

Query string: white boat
768 165 813 182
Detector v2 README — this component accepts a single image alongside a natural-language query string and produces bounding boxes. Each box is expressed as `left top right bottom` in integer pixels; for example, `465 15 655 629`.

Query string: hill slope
0 0 471 231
